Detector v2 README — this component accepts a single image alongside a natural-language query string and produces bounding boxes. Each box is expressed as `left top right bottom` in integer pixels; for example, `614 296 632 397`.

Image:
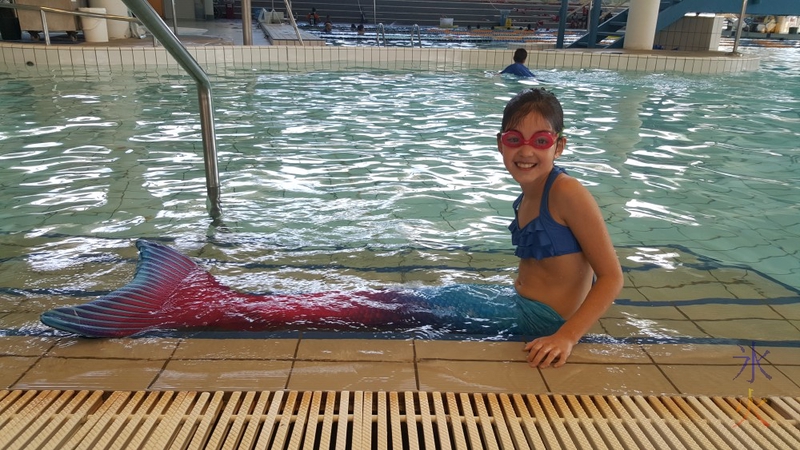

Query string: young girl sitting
497 88 623 367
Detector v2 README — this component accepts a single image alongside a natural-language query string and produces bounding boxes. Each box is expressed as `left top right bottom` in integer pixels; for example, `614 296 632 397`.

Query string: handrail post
376 23 385 46
283 0 304 46
39 9 51 45
242 0 252 45
168 0 178 35
732 0 748 55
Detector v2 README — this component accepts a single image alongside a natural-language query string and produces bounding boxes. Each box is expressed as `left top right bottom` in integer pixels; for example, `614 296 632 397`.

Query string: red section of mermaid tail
39 240 419 337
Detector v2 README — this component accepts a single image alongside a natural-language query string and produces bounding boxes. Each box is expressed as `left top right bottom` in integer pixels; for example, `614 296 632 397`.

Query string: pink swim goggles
499 130 560 150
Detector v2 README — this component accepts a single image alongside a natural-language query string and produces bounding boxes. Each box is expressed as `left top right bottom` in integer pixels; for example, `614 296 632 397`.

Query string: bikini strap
539 166 565 216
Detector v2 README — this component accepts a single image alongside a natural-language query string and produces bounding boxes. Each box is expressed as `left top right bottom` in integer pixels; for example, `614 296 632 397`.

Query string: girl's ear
554 136 566 158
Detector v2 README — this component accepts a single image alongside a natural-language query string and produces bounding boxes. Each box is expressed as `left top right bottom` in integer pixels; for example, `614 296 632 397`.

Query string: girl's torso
511 167 594 318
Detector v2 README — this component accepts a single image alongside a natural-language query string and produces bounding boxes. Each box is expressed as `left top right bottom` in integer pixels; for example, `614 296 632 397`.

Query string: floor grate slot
1 390 798 449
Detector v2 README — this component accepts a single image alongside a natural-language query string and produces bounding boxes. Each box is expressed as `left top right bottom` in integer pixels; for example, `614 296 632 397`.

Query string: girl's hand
523 333 576 368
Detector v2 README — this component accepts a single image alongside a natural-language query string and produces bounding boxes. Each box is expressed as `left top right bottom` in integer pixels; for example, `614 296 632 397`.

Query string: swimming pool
0 45 798 342
302 24 582 48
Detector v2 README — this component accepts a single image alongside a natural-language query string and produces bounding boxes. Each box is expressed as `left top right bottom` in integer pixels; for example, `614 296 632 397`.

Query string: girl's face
498 112 565 186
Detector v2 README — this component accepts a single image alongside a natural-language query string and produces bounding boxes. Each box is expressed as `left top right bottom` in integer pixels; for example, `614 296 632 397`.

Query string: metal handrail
1 1 223 222
731 0 748 55
122 0 221 221
411 23 422 48
0 3 154 46
283 0 303 46
376 22 386 46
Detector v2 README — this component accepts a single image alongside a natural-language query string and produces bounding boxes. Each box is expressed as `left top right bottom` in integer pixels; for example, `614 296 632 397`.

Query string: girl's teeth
517 163 535 169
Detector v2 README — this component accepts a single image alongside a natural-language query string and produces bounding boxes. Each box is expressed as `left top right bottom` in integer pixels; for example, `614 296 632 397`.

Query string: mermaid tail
40 240 208 337
40 240 528 338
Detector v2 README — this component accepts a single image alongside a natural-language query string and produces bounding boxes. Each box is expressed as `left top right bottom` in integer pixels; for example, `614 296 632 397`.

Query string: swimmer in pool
497 88 622 367
500 48 536 78
39 89 621 369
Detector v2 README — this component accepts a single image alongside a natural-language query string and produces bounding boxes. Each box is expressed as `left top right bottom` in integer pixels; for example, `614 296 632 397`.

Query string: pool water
0 45 798 341
302 24 583 48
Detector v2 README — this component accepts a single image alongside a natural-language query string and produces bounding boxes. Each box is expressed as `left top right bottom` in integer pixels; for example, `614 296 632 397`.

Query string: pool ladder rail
376 22 386 46
412 24 422 48
375 23 422 47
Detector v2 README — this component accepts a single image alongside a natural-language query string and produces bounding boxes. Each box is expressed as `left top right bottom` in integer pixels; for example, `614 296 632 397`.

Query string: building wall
654 16 723 52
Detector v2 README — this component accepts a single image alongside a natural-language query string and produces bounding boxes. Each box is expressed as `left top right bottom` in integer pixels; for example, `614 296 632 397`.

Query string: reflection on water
0 48 798 339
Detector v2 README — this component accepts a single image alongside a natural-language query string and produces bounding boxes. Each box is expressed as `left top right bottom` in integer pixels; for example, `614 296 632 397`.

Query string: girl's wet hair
500 88 564 134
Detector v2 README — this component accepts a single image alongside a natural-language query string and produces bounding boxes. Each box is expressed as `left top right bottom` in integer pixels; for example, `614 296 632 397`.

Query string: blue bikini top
508 166 582 260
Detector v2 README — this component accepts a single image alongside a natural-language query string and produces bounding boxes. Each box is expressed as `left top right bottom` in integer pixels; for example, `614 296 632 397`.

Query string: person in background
500 48 536 78
323 15 333 33
497 88 623 367
307 7 320 26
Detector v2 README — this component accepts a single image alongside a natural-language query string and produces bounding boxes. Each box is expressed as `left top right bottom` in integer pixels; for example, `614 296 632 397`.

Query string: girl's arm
525 176 623 367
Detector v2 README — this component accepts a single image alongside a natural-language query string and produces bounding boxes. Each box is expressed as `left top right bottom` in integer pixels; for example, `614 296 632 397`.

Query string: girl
498 88 623 367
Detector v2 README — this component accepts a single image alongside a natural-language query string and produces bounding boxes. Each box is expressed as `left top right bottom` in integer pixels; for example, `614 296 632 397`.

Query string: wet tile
617 287 647 301
288 361 416 391
761 346 800 365
678 304 783 320
16 295 71 312
585 321 607 336
418 360 544 394
0 296 23 313
0 312 49 331
774 366 800 389
660 365 800 396
14 357 164 391
605 304 685 320
173 338 297 360
568 344 650 364
297 339 413 362
772 304 800 320
48 337 179 359
0 336 57 356
644 344 754 365
722 283 768 300
0 356 37 388
638 284 734 301
540 364 678 396
628 268 711 290
151 359 292 391
742 274 797 298
601 318 708 339
415 340 526 362
695 319 800 341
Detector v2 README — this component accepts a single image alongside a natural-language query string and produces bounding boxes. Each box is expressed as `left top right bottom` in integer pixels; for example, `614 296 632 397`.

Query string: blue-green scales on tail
40 240 564 338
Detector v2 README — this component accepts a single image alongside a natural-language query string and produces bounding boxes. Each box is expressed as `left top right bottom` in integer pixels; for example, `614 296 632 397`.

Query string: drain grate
1 390 798 449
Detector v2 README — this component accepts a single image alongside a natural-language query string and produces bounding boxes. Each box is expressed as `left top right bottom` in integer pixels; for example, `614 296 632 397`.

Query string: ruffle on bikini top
508 209 582 260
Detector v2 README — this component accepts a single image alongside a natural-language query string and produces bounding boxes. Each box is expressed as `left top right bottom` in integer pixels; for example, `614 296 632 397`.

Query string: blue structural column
586 0 603 47
624 0 660 50
556 0 568 48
